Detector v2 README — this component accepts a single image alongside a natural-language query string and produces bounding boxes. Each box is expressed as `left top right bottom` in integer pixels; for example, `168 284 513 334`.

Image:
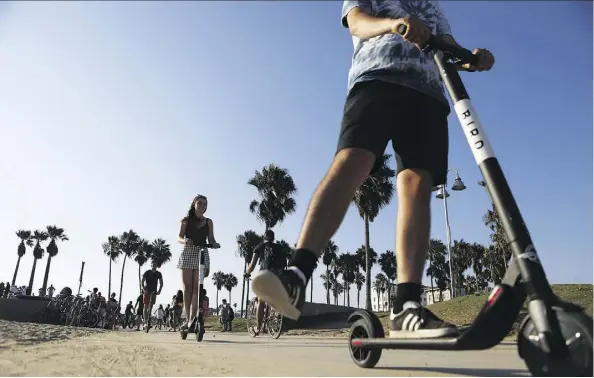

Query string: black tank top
184 217 209 245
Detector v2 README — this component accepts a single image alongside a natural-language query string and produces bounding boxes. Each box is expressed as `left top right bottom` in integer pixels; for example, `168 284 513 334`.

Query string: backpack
228 307 234 321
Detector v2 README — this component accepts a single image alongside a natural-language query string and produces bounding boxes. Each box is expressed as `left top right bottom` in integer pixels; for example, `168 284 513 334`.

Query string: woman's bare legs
181 269 194 327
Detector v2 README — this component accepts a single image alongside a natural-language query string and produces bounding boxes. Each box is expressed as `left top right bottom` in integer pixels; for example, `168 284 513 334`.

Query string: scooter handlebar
396 24 478 66
192 243 219 249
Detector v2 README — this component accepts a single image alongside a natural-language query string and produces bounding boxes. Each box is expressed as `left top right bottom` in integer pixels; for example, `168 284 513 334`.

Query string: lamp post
435 169 466 299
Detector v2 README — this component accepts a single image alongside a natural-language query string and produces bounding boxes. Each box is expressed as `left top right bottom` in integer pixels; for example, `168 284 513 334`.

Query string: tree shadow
375 366 528 377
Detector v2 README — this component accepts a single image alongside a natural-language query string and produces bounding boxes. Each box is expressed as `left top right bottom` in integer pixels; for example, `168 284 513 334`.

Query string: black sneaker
251 268 306 320
389 301 459 339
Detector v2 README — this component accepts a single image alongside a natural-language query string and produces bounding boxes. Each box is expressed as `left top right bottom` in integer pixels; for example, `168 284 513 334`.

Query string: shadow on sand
376 365 528 377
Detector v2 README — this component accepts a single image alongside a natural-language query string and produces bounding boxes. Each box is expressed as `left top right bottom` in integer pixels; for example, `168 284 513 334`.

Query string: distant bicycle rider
246 230 287 336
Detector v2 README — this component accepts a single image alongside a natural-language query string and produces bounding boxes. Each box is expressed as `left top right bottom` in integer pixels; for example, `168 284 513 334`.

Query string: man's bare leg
393 168 432 312
251 148 375 320
296 148 376 254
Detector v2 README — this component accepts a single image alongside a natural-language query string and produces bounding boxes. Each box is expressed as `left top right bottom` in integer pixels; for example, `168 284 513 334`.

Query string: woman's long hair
187 195 208 220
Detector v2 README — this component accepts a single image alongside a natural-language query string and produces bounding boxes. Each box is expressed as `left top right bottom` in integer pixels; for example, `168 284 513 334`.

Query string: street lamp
435 169 466 299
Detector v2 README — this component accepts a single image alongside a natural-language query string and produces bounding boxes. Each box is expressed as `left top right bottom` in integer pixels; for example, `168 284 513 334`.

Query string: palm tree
378 250 396 308
451 239 472 296
28 230 49 295
322 240 338 304
41 225 69 296
118 230 140 304
102 235 121 300
248 163 298 231
331 280 343 305
320 271 332 304
469 242 489 293
354 245 378 307
483 205 512 273
14 230 33 286
150 238 172 267
135 239 151 292
236 230 263 317
354 271 365 308
337 252 358 307
223 273 238 302
212 271 226 314
373 273 388 311
352 153 395 310
426 239 447 303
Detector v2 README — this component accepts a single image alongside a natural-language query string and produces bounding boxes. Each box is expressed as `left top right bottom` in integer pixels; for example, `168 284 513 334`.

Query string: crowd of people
0 282 57 299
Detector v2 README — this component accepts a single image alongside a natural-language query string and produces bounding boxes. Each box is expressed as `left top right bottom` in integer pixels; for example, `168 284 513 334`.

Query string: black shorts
337 80 450 185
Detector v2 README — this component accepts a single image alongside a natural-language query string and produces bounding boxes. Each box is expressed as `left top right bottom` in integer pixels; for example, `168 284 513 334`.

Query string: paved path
0 327 529 376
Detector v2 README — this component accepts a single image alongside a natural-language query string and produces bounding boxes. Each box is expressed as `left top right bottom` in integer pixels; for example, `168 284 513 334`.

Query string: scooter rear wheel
196 324 204 342
518 308 593 377
348 318 383 369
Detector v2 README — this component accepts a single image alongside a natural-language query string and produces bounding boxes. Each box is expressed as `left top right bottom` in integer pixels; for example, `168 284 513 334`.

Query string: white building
370 284 460 312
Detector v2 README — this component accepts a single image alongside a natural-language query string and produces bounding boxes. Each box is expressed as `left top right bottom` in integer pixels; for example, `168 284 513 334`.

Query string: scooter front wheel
349 318 383 369
518 308 593 376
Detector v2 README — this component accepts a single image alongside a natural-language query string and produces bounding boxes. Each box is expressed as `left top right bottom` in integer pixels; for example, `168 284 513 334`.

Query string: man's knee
329 148 376 183
397 169 433 202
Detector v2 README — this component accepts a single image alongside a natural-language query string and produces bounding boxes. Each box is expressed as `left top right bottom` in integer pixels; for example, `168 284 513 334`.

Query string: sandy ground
0 320 529 376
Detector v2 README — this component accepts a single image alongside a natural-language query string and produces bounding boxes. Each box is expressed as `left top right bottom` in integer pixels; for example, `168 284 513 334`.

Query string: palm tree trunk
228 290 231 303
216 290 219 315
310 276 313 302
41 255 52 296
118 255 127 305
347 285 351 307
108 258 112 300
28 258 38 296
240 264 247 318
325 266 330 304
364 214 372 311
357 289 360 308
12 256 22 286
138 264 142 293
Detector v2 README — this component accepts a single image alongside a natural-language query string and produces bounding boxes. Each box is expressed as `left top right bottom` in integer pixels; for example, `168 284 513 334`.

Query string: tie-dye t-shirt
341 0 452 105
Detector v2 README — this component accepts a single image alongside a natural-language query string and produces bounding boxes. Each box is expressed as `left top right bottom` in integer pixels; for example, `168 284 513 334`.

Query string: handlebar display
396 24 478 66
193 243 219 249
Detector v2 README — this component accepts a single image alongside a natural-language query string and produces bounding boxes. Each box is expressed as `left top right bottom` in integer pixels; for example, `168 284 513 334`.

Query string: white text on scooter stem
460 109 485 150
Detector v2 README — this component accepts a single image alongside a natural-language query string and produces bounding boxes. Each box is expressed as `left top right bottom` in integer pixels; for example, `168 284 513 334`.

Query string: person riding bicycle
251 0 494 339
124 301 134 325
141 261 163 332
246 229 287 336
134 291 144 331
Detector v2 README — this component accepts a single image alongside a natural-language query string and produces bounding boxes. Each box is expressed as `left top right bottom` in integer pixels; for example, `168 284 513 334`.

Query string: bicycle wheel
267 311 283 339
246 300 258 337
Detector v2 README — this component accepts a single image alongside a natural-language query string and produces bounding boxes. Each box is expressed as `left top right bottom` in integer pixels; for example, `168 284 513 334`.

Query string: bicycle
247 296 283 339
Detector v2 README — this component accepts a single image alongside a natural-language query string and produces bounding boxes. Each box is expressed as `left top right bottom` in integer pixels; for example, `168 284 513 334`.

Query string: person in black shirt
141 261 163 331
246 229 287 335
124 301 134 327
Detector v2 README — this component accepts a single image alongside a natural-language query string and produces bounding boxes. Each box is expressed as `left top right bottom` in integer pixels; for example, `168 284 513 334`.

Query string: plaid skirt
177 244 210 272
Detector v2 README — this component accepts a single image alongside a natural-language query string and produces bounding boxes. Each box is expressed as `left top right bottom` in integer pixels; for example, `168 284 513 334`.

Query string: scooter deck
351 337 459 351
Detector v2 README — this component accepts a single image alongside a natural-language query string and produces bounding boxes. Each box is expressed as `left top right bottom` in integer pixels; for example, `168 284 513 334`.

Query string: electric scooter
180 243 218 342
347 25 593 377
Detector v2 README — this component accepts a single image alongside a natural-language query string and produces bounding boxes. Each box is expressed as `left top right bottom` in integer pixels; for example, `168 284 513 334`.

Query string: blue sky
0 1 591 309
